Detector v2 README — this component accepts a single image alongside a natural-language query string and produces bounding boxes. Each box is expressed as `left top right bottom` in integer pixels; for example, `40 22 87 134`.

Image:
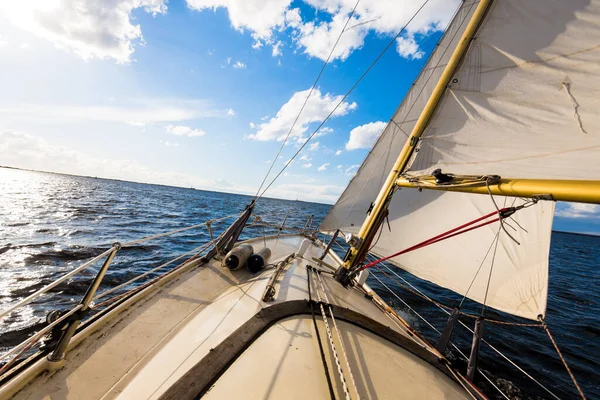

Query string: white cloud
299 0 459 61
0 98 219 124
249 88 357 141
233 61 246 69
249 122 256 128
315 127 333 137
125 120 147 127
297 12 366 61
555 203 600 219
335 149 342 156
344 164 360 176
0 130 247 192
160 140 179 147
302 163 312 168
1 0 167 63
186 0 460 61
0 34 7 47
346 121 386 150
165 125 206 137
272 40 283 57
227 108 236 116
186 0 293 41
299 154 312 161
396 35 425 59
317 162 330 171
308 141 320 151
268 182 344 204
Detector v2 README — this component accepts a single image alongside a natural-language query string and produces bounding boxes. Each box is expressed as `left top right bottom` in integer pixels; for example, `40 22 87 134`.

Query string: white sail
321 0 479 235
408 0 600 179
320 0 600 320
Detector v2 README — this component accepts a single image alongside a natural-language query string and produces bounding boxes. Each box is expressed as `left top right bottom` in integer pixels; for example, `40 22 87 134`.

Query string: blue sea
0 168 598 399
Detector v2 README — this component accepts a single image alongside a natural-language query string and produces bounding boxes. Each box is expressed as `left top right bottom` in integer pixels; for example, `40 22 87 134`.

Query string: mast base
333 266 353 287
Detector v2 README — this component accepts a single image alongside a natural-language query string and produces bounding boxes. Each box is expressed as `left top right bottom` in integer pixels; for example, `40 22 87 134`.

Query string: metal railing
0 213 244 374
322 238 563 400
0 211 320 377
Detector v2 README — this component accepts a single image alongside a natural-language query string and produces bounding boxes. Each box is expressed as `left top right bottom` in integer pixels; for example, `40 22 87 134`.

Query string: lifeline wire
363 251 561 400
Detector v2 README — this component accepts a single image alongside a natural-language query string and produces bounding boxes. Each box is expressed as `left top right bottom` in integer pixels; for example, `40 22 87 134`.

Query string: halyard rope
315 269 360 400
307 266 336 399
311 267 352 400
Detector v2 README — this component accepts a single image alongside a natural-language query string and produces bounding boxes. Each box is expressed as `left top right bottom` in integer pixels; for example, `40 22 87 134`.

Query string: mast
334 0 494 285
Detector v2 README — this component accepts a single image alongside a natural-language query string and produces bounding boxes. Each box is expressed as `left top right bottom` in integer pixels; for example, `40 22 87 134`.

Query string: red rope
361 207 510 271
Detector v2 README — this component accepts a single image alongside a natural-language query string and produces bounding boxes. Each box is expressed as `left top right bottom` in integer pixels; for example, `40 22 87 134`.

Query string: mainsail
321 0 600 320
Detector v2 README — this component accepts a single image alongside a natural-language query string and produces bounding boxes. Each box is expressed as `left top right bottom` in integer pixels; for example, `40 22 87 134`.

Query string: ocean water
0 168 598 399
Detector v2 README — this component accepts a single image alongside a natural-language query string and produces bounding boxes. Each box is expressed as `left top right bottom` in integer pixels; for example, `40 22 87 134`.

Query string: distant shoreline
552 230 600 238
0 165 331 206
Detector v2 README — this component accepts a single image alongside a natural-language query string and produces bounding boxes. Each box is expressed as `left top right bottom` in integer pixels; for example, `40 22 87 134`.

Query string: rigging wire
480 225 501 316
358 249 562 400
458 230 499 308
253 0 361 199
332 0 475 230
368 270 509 400
256 0 435 200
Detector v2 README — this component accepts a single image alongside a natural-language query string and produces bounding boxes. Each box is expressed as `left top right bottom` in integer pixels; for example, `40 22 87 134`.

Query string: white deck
5 235 473 400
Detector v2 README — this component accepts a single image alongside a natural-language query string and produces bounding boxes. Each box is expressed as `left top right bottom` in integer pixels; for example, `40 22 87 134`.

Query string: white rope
0 247 114 320
312 269 352 400
315 271 360 400
371 257 560 400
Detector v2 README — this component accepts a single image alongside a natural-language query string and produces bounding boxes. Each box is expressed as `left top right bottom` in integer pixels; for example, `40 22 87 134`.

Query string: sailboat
0 0 597 398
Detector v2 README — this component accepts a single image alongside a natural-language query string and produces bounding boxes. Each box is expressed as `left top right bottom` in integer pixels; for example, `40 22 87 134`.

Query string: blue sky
0 0 598 233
